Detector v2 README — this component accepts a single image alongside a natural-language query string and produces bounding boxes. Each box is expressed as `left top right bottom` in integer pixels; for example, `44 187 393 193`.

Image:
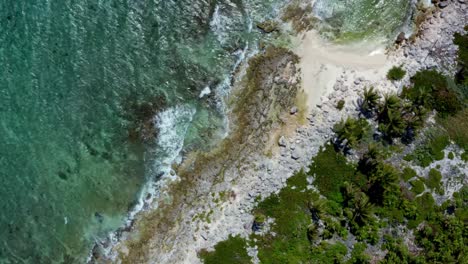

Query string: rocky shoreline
92 1 466 263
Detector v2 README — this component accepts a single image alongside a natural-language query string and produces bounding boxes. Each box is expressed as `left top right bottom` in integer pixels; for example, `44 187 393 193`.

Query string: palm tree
359 87 381 117
351 192 375 226
307 199 326 222
333 118 358 148
378 109 406 141
343 181 360 207
401 104 428 144
333 118 370 150
378 93 401 123
368 163 400 205
307 223 319 242
358 144 383 174
407 85 433 107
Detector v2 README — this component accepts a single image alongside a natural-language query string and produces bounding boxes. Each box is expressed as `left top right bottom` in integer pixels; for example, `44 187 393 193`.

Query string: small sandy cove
295 31 393 108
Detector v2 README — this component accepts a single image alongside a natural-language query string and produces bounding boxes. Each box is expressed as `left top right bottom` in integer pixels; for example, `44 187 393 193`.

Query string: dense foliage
199 235 251 264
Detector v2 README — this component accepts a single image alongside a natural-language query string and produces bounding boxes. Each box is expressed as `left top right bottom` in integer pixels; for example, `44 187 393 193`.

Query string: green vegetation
448 152 455 160
410 178 425 195
454 29 468 85
252 170 318 263
439 108 468 151
403 70 464 117
387 66 406 81
427 169 443 194
359 87 381 117
462 151 468 162
404 130 449 167
336 99 345 110
308 146 356 202
200 29 468 264
199 235 251 264
333 118 371 151
401 167 417 181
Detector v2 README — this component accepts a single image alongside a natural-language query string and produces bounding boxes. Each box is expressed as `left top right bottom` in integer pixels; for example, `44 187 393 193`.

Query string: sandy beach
296 31 391 108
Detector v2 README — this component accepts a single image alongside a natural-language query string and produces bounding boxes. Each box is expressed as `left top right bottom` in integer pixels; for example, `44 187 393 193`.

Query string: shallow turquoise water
0 0 282 263
313 0 413 42
0 0 411 263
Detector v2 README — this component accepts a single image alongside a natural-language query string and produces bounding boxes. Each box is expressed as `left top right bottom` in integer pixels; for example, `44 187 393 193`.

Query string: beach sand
295 31 392 108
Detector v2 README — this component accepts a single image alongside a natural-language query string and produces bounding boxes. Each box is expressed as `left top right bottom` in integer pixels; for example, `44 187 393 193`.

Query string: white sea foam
132 105 196 218
89 105 196 262
210 4 232 45
199 86 212 98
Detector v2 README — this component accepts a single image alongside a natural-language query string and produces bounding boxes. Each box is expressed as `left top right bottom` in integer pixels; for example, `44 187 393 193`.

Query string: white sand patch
295 31 392 108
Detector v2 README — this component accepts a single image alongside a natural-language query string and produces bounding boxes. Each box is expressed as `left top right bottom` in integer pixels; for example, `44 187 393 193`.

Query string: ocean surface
0 0 411 263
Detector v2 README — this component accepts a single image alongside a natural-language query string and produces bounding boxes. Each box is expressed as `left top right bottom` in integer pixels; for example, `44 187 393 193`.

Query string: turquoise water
0 0 283 263
313 0 413 42
0 0 412 263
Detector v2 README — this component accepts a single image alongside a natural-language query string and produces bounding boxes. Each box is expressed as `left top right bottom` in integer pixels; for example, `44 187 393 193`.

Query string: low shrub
387 66 406 81
336 99 345 110
448 152 455 160
438 108 468 151
410 179 425 195
462 152 468 162
401 167 417 181
404 70 463 117
199 235 251 264
426 169 443 192
407 130 449 167
310 146 357 203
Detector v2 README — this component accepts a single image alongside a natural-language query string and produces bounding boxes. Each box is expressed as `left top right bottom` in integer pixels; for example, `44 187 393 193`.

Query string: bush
454 31 468 85
405 70 463 117
333 118 371 150
401 167 417 181
410 179 425 195
387 66 406 81
348 242 370 264
407 130 449 167
426 169 442 191
310 146 357 203
254 170 317 263
448 152 455 160
199 235 251 264
462 152 468 162
336 99 345 110
439 108 468 151
310 242 347 263
433 87 463 117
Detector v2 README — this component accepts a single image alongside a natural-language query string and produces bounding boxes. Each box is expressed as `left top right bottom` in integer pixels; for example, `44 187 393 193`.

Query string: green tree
359 87 381 117
308 199 326 222
333 118 370 151
358 144 384 175
367 163 400 206
378 94 402 123
350 192 375 226
378 109 406 140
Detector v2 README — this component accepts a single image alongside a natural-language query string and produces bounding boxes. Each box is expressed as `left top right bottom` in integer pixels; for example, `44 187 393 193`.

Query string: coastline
92 1 467 263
